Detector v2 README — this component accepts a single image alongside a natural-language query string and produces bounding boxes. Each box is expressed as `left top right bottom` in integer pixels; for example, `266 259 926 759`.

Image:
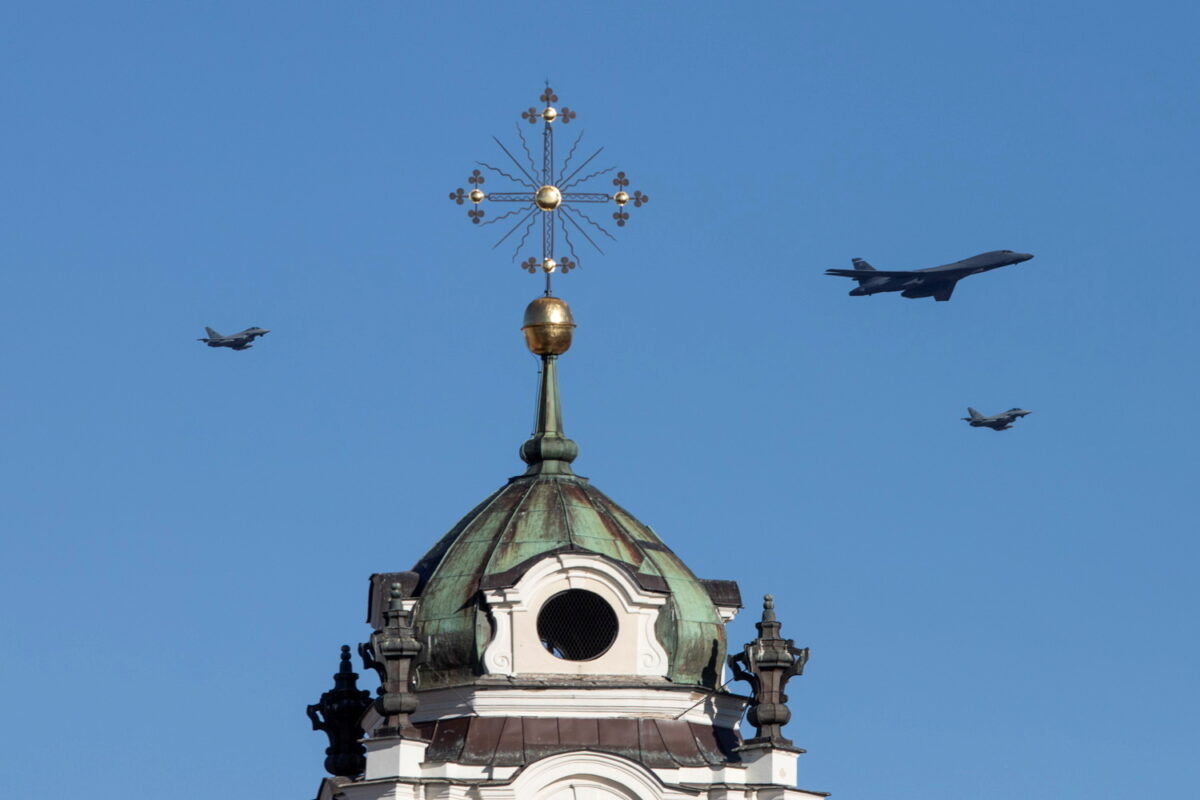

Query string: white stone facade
316 554 823 800
322 742 825 800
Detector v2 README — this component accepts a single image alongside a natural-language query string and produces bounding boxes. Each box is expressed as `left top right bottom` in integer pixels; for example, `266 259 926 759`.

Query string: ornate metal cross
448 83 649 295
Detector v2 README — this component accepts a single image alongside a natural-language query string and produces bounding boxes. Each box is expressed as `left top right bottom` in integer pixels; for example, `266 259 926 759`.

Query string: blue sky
2 2 1197 797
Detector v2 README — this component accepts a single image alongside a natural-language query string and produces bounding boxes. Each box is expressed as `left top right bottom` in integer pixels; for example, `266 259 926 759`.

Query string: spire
444 84 651 478
306 645 372 777
756 593 783 638
519 296 578 476
729 594 810 751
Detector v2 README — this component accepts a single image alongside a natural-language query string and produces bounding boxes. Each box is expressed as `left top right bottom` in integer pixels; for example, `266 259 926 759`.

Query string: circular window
536 589 619 661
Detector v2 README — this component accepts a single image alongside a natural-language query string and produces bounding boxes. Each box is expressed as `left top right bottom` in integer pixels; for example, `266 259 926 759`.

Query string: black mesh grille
536 589 619 661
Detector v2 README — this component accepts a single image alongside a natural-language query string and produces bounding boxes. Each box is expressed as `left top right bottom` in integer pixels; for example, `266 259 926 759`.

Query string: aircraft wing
824 268 917 278
924 264 984 279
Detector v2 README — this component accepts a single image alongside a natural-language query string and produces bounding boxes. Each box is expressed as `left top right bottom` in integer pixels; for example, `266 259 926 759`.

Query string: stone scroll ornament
358 583 424 740
728 594 810 750
306 645 373 777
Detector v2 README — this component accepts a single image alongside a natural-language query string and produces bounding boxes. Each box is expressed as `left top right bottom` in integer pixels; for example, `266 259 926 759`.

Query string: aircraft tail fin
204 327 221 339
847 258 878 286
967 407 982 420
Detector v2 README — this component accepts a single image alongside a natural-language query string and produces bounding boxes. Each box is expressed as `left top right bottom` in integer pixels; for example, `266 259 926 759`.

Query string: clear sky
2 2 1197 797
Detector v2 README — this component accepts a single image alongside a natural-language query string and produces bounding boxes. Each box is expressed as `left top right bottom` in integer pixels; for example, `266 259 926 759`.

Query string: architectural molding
740 746 800 788
338 748 827 800
715 604 740 623
362 736 428 781
409 685 748 728
481 750 696 800
481 552 671 678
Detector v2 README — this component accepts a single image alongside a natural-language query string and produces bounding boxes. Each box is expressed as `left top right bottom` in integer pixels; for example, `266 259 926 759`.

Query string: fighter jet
197 326 270 350
962 407 1031 431
825 250 1034 301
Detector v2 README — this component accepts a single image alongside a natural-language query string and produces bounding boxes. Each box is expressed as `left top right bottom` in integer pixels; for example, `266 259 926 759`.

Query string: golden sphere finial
613 190 630 206
522 296 575 355
542 106 558 122
541 258 557 273
535 185 562 211
469 188 485 203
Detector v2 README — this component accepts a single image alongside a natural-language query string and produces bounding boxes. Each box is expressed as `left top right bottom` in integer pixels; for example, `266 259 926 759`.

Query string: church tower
306 86 824 800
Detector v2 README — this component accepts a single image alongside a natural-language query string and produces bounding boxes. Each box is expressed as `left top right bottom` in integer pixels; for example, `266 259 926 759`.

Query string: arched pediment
481 552 671 677
483 750 698 800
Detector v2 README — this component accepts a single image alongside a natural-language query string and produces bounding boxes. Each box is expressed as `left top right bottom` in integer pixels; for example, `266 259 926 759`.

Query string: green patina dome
410 470 730 689
401 307 739 690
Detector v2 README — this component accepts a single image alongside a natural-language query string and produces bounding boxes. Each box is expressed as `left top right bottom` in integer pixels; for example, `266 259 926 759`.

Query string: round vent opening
536 589 619 661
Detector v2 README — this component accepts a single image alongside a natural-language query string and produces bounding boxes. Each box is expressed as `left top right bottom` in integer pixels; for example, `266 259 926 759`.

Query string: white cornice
715 604 740 623
409 685 748 728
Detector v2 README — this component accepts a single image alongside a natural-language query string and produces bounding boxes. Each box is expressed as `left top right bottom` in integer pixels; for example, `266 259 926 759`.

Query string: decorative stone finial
359 583 425 740
306 645 372 777
758 593 781 635
729 594 810 751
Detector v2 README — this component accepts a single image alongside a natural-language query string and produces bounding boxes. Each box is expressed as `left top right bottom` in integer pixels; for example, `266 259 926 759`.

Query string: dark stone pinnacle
729 594 810 751
306 645 372 777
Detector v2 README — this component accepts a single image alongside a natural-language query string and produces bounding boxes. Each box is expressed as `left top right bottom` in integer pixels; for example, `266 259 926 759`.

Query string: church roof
386 296 738 691
406 471 732 689
416 715 741 767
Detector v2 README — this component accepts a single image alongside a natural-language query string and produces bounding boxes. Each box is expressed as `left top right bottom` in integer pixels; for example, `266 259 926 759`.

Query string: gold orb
542 106 558 122
535 185 562 211
542 258 557 273
613 190 630 206
469 188 485 203
522 296 575 355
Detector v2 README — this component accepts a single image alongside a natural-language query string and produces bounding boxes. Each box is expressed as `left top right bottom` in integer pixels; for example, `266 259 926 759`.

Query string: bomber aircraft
962 407 1031 431
825 250 1034 301
197 326 270 350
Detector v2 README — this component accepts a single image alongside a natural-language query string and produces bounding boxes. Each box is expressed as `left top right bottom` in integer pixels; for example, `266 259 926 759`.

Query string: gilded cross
448 83 649 295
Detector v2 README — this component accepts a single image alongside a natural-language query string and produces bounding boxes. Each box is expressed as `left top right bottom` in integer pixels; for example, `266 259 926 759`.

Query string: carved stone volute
729 594 809 750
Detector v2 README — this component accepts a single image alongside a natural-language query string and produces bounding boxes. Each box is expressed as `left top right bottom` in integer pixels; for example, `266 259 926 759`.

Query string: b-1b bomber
825 250 1034 301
